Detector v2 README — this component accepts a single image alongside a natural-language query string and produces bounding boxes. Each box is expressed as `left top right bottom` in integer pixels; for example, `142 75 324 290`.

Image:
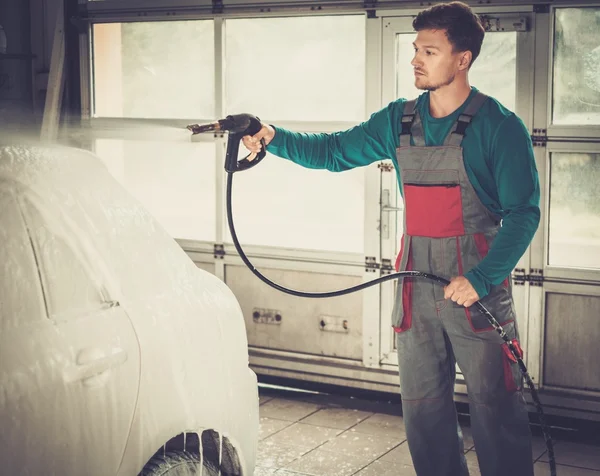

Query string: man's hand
444 276 480 307
242 124 276 161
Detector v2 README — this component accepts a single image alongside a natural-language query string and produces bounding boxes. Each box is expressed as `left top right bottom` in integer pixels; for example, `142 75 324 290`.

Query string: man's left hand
444 276 480 307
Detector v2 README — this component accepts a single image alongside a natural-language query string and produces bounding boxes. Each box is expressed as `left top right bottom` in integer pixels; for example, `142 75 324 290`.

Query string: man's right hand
242 124 276 161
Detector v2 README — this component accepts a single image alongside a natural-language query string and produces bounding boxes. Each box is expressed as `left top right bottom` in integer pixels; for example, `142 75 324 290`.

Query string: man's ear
459 51 472 70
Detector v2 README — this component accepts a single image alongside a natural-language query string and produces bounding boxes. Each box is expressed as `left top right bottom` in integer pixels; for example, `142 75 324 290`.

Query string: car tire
140 451 219 476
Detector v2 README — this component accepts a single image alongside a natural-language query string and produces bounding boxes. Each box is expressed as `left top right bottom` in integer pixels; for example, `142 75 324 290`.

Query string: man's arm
464 114 541 299
243 101 404 172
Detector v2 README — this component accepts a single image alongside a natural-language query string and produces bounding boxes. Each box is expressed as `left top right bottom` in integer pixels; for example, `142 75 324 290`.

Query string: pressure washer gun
187 113 267 173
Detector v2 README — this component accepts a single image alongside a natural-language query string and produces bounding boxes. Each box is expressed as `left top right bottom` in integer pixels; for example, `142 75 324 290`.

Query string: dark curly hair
413 1 485 68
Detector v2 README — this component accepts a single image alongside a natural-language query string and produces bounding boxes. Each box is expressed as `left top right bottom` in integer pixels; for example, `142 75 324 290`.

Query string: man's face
411 29 466 91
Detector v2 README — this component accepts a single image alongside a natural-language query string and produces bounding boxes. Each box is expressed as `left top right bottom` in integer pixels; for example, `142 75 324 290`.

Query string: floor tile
461 425 475 451
259 398 323 422
465 447 600 476
254 466 280 476
253 393 600 476
379 441 413 465
354 459 417 476
320 429 402 460
532 436 556 462
466 436 557 470
538 441 600 470
378 429 472 464
350 412 406 438
534 461 600 476
259 417 294 440
283 448 375 476
460 427 553 457
255 440 309 468
260 395 275 406
300 407 374 430
262 422 342 450
275 470 317 476
465 450 482 476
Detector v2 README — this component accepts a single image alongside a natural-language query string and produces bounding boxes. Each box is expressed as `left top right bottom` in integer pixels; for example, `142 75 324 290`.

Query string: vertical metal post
362 15 383 368
214 16 227 282
41 0 65 141
527 9 552 389
512 13 536 380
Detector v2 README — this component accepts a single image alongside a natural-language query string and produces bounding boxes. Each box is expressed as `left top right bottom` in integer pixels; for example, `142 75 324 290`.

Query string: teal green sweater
267 88 540 299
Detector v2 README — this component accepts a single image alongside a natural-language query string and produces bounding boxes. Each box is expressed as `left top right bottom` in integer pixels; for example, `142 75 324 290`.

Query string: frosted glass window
224 15 366 122
225 152 365 253
552 8 600 125
94 139 216 241
548 152 600 269
2 195 66 322
396 32 516 112
22 200 105 318
92 21 214 119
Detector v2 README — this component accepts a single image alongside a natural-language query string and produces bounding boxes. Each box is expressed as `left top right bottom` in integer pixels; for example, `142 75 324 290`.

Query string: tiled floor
253 387 600 476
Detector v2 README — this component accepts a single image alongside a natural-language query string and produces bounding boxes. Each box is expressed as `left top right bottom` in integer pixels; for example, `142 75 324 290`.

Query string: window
92 20 215 119
226 152 365 253
548 152 600 269
224 15 366 122
94 139 217 241
0 191 46 322
223 15 367 253
395 32 517 112
552 8 600 125
22 197 105 318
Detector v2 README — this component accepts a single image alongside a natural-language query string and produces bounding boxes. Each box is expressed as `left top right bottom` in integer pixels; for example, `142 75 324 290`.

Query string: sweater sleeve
465 115 541 299
266 101 403 172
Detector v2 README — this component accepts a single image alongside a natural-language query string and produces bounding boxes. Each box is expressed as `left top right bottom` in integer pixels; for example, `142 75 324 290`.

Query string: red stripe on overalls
455 238 497 333
502 339 524 392
473 233 509 288
393 236 413 333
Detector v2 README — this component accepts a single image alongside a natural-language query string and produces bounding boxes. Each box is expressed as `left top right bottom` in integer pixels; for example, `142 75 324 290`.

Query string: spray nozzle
187 113 267 173
187 113 260 135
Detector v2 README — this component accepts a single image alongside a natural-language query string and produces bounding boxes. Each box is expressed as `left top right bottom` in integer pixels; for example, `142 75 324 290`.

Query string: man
242 2 540 475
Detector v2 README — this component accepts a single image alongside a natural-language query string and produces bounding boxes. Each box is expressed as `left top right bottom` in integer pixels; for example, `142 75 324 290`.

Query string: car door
2 191 141 476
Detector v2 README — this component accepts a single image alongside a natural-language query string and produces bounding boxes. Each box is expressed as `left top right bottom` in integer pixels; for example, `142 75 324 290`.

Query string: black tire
140 451 219 476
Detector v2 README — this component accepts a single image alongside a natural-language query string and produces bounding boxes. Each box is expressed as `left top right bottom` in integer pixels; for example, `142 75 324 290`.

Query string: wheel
140 451 219 476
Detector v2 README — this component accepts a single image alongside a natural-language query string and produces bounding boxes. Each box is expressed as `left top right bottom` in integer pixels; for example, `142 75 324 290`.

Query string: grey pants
395 278 534 476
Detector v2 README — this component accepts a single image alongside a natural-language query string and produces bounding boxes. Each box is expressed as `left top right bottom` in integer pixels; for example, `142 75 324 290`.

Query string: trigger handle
236 138 267 172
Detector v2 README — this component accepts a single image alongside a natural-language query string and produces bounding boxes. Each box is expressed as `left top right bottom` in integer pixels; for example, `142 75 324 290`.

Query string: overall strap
399 99 425 147
444 92 489 147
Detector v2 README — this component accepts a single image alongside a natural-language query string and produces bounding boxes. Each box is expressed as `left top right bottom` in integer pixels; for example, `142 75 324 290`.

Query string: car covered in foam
0 143 258 475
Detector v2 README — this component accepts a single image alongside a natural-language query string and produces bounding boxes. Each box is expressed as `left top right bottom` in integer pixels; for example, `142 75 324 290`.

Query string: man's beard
416 71 456 91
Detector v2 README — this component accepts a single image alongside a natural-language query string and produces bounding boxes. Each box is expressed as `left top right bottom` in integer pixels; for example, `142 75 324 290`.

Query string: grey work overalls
392 92 534 476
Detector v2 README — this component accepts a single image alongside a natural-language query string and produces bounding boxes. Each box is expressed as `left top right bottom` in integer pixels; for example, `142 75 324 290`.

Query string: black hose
226 171 556 476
